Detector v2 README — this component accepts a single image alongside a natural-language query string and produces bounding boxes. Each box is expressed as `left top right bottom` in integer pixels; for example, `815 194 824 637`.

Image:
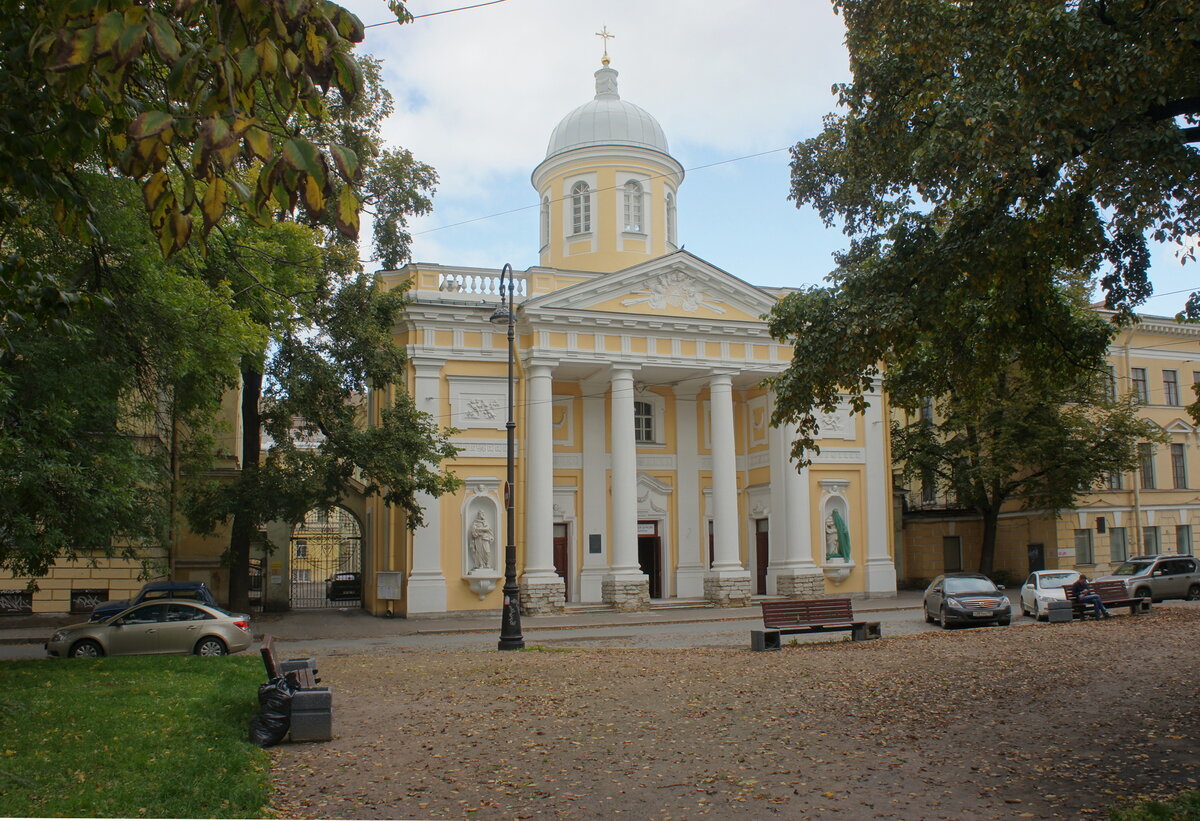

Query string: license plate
972 610 991 617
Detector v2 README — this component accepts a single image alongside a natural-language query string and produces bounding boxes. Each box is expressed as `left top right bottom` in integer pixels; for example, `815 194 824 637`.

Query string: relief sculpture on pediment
621 270 726 314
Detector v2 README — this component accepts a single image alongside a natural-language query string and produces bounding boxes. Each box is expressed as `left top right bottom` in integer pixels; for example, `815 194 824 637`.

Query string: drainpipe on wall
1125 340 1144 555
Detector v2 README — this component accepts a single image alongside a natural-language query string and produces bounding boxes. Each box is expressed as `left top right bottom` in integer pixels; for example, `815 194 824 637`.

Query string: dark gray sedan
923 573 1011 629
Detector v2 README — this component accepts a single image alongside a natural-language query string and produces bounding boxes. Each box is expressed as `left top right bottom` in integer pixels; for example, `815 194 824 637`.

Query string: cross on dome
595 26 614 66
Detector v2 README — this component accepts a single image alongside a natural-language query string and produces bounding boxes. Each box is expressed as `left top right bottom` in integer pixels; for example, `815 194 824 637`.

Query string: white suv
1097 555 1200 603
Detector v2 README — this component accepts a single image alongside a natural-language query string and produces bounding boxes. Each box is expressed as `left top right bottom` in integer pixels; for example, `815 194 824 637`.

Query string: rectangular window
1140 443 1156 489
1110 527 1128 563
1074 528 1094 564
290 569 311 583
1172 443 1188 489
1164 370 1180 406
1107 365 1118 401
1143 526 1160 555
1131 367 1149 402
294 538 308 558
633 400 654 443
921 474 936 504
1106 471 1123 490
919 396 934 422
942 536 963 572
1176 524 1192 555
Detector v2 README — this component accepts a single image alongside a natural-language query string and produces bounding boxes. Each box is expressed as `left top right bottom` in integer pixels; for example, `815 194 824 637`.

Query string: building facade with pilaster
361 60 898 616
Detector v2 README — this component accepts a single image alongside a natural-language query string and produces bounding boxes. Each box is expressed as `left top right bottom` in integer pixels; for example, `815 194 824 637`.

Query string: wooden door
755 519 769 595
553 523 569 601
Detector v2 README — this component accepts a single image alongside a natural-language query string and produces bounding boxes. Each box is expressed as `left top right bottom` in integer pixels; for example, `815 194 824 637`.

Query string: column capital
410 356 445 377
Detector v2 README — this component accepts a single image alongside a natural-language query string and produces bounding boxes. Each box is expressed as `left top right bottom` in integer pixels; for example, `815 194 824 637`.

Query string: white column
519 362 565 614
863 392 898 595
579 377 609 602
604 366 648 609
609 367 640 573
704 372 751 605
523 363 558 578
406 359 448 613
674 384 706 598
708 373 742 571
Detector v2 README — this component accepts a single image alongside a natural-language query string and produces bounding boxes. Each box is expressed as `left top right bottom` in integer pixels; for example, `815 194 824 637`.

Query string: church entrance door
755 519 769 595
638 521 662 599
553 523 570 601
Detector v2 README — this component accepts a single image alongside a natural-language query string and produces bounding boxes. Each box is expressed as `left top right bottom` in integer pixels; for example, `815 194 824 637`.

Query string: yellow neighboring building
900 313 1200 584
358 59 898 616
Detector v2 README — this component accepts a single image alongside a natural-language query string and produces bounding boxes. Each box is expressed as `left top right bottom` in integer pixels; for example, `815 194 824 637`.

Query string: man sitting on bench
1070 575 1111 620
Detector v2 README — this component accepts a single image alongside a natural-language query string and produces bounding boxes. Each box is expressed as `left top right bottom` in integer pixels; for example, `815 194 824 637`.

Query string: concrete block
750 629 781 651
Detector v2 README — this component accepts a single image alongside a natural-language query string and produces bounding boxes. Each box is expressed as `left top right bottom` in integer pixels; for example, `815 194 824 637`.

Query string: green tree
772 0 1196 465
0 0 409 349
0 176 260 578
892 360 1158 575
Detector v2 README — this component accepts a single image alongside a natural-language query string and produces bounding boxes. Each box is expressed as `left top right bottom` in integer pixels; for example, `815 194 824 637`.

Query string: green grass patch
0 656 271 818
1110 790 1200 820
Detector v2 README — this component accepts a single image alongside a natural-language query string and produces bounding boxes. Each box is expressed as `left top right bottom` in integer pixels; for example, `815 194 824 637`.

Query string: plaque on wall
0 590 33 615
70 588 109 614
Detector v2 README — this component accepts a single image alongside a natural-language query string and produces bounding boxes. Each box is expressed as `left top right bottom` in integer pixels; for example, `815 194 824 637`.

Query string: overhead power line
364 0 510 29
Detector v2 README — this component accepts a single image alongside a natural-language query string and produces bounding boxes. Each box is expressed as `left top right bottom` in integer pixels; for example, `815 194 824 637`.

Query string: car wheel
194 637 228 656
997 618 1011 627
938 606 950 629
923 605 935 624
70 639 103 658
1187 584 1200 601
1134 587 1153 605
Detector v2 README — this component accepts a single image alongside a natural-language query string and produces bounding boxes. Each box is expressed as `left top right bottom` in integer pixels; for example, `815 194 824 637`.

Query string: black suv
89 580 219 622
1098 555 1200 603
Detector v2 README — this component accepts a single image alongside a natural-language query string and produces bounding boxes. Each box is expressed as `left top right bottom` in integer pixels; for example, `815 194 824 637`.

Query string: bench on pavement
751 598 881 651
259 634 332 742
1062 580 1149 619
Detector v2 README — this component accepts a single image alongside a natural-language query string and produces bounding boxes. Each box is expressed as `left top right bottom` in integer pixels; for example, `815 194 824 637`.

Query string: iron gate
289 506 363 609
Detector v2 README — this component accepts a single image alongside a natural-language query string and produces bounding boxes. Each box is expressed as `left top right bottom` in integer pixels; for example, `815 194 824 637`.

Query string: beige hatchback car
46 600 252 658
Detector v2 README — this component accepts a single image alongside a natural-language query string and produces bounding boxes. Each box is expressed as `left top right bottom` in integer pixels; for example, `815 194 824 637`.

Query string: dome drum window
571 181 591 236
623 180 644 234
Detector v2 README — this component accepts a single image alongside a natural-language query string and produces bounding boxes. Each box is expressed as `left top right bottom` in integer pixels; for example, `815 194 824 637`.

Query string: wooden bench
1062 580 1150 618
260 634 319 689
751 598 881 650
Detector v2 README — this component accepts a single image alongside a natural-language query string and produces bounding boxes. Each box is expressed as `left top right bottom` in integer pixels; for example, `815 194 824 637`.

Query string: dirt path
270 608 1200 819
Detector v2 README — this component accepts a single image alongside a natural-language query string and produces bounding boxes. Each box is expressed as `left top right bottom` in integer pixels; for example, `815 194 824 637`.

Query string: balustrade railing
437 271 527 298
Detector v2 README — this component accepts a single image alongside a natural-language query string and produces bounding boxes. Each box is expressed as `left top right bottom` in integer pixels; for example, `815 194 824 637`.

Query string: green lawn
0 655 271 818
1111 791 1200 820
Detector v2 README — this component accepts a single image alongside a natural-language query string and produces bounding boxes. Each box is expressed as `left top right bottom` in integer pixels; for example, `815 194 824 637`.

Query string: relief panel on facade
448 376 508 431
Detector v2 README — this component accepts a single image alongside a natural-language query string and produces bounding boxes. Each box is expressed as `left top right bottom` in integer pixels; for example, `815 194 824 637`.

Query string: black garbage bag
249 678 294 748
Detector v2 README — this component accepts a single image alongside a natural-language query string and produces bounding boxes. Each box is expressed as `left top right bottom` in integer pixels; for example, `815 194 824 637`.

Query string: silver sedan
46 600 252 658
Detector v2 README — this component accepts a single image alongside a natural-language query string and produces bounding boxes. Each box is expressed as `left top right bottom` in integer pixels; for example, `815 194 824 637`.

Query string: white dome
544 66 670 160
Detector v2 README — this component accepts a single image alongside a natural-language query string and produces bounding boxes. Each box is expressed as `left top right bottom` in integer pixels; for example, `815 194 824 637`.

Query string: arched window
571 181 591 235
633 400 654 443
540 196 550 248
666 191 677 246
623 180 643 233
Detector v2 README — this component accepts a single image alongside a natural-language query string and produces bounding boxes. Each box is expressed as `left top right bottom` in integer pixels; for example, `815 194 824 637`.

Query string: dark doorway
638 521 662 599
1027 543 1045 573
755 519 769 595
553 523 570 601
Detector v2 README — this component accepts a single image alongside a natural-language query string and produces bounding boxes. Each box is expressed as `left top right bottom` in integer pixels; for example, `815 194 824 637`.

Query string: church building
362 58 899 616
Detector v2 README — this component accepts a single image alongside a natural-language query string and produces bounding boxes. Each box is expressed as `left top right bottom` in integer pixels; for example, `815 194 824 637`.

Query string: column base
773 570 825 599
578 567 607 603
674 563 707 598
703 571 752 607
863 558 898 596
519 574 566 615
405 573 448 614
602 573 649 611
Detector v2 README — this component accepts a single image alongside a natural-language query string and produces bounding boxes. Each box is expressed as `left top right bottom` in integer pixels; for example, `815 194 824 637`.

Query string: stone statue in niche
824 510 851 561
469 511 494 571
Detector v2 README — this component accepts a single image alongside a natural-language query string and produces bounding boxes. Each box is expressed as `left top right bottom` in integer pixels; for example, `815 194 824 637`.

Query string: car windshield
944 577 998 595
1111 562 1153 577
1037 572 1079 589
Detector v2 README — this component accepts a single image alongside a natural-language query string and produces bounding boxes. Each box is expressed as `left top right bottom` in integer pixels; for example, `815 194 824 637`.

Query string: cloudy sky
339 0 1194 316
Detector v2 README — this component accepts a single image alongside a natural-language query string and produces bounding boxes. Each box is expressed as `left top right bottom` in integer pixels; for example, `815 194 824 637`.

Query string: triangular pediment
523 251 778 323
1165 418 1195 434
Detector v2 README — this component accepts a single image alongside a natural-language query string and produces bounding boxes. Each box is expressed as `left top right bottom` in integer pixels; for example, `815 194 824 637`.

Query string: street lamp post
491 264 524 651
